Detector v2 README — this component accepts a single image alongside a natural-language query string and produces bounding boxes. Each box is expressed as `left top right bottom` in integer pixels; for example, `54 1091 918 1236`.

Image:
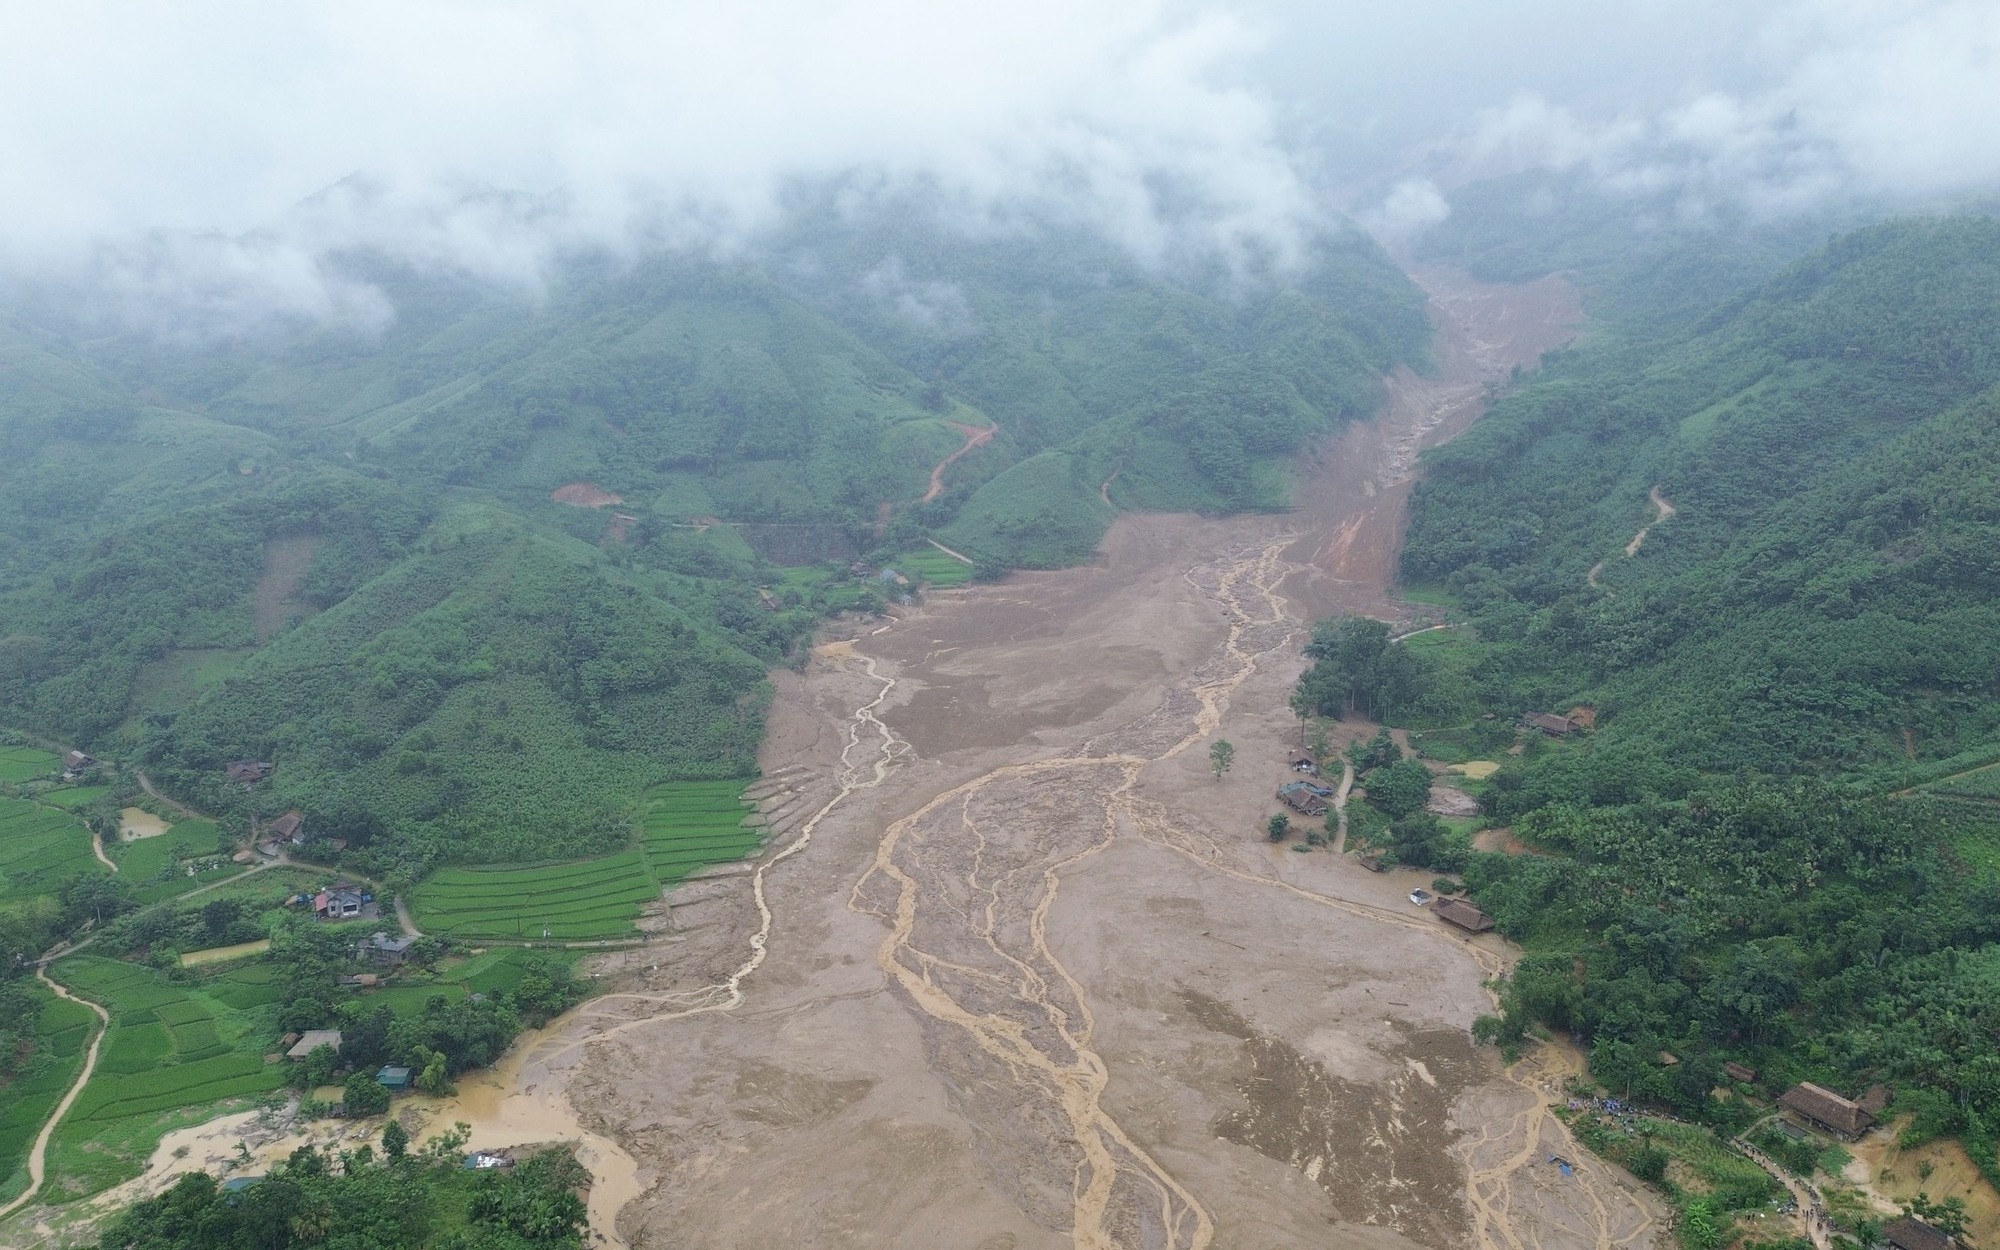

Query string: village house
1277 781 1328 817
286 1029 342 1060
1433 899 1496 933
356 931 417 967
1882 1216 1959 1250
375 1065 414 1092
1722 1061 1758 1083
226 759 274 785
1519 712 1577 738
266 810 305 844
62 750 98 779
1777 1082 1875 1140
314 882 369 921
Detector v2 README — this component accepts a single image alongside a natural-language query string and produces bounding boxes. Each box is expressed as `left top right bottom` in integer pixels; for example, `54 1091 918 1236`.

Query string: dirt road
1588 486 1677 590
923 422 999 504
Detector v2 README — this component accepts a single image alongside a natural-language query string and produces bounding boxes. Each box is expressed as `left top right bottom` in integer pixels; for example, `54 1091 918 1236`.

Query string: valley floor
21 267 1636 1250
540 266 1651 1250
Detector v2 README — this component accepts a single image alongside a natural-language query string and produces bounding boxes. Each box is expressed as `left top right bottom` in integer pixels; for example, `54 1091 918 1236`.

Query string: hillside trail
1329 760 1355 854
1587 486 1677 590
922 421 999 504
132 771 201 821
0 965 111 1221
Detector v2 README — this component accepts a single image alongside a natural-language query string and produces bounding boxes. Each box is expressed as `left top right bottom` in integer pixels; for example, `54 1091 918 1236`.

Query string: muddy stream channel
58 268 1663 1250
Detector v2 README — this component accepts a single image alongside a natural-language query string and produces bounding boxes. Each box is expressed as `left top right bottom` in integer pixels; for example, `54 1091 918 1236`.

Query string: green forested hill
1404 215 2000 776
0 215 1423 877
1382 213 2000 1184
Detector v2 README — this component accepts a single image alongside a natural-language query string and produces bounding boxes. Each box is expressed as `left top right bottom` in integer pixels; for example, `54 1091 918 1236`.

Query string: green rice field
0 981 99 1205
410 849 659 940
640 780 762 882
46 956 286 1195
39 785 111 810
897 547 973 587
0 744 58 782
0 796 105 903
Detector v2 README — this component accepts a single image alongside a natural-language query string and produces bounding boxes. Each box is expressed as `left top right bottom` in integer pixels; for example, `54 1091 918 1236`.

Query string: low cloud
0 2 1327 335
1427 1 2000 218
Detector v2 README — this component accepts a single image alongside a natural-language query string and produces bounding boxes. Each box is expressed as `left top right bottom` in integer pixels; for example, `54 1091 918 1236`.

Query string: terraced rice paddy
404 782 762 940
0 744 57 782
897 547 973 587
0 983 97 1204
640 780 761 882
0 796 104 903
45 957 285 1194
411 849 659 940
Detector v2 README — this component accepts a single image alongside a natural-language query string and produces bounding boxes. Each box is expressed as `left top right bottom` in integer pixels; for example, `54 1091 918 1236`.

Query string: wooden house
1277 782 1328 817
1777 1082 1874 1139
226 759 274 785
1519 713 1576 738
1882 1216 1958 1250
1433 899 1495 933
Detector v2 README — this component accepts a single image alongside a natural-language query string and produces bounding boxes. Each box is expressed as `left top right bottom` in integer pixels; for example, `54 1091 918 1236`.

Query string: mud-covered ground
18 267 1646 1250
527 266 1663 1250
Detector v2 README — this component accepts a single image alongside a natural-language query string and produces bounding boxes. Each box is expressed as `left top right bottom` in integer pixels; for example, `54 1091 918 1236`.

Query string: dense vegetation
1381 214 2000 1185
98 1131 589 1250
0 209 1423 880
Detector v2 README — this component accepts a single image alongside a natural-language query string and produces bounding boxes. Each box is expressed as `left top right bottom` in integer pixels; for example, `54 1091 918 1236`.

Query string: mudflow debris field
519 267 1658 1250
45 269 1657 1250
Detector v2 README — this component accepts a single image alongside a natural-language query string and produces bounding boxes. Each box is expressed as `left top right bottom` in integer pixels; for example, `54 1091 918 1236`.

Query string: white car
1408 889 1433 906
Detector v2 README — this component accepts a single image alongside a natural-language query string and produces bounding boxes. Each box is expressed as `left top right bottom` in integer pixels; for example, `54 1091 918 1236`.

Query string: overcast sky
3 1 1995 326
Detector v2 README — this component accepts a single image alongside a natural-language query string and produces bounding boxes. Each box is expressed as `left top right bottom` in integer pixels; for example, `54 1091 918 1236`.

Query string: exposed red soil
921 422 998 504
551 482 624 508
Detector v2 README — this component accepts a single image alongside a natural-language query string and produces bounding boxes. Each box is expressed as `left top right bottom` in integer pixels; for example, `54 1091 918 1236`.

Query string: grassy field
114 819 229 903
0 980 100 1205
45 956 286 1197
0 796 105 904
0 744 58 782
38 785 110 810
410 849 659 940
897 547 973 588
640 781 761 883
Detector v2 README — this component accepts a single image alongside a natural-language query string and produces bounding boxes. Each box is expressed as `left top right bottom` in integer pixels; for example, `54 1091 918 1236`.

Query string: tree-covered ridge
1366 213 2000 1198
0 214 1424 874
1402 215 2000 774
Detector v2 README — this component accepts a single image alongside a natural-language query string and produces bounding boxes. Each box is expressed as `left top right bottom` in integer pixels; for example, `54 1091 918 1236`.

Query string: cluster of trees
1291 617 1434 723
269 922 586 1090
97 1132 588 1250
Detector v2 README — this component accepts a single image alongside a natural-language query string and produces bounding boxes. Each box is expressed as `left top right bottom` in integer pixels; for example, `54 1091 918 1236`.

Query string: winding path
0 965 110 1220
1587 486 1677 591
922 422 998 504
